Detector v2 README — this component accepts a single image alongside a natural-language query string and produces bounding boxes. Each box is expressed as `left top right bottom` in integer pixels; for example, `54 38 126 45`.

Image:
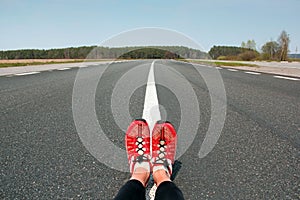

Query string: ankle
153 169 171 187
130 167 150 187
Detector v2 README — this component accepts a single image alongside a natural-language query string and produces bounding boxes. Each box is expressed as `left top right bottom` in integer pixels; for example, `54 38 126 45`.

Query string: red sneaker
125 119 151 173
151 121 177 176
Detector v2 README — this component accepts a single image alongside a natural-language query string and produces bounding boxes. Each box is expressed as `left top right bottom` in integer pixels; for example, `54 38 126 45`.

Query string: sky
0 0 299 53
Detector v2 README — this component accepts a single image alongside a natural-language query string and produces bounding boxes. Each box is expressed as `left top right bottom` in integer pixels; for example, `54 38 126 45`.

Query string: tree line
119 48 182 59
0 46 208 60
0 30 292 61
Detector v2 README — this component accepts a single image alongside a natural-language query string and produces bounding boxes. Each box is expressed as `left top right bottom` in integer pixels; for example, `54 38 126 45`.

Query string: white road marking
245 71 261 75
142 60 161 131
79 65 89 68
215 67 222 70
227 69 238 72
15 72 40 76
143 61 161 200
274 75 299 81
57 68 70 71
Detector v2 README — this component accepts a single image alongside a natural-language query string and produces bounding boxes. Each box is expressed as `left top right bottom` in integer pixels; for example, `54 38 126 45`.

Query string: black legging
114 180 184 200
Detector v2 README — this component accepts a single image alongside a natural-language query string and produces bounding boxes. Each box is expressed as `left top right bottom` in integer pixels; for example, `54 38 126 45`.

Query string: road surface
1 60 299 199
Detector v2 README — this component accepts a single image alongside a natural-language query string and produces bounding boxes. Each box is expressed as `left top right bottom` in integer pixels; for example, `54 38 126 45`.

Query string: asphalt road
1 60 299 199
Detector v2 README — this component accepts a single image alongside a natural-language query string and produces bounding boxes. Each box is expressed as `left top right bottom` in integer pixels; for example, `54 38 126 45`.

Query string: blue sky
0 0 299 53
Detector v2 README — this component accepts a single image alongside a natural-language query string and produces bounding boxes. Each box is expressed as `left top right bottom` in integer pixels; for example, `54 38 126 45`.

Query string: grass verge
214 61 258 67
0 59 124 68
186 60 258 67
0 60 85 68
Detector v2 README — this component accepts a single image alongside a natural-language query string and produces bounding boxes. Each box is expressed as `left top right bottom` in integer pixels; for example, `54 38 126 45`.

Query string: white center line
227 69 238 72
274 75 299 81
57 68 70 71
245 71 261 75
15 72 40 76
142 60 161 131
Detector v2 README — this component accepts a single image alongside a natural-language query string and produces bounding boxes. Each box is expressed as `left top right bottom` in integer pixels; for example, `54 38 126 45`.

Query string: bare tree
278 30 290 61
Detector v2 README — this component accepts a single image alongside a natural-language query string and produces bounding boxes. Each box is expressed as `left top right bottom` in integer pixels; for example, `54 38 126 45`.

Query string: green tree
261 41 280 60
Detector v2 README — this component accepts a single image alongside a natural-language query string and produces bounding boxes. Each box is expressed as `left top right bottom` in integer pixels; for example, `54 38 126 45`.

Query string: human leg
114 179 146 200
154 181 184 200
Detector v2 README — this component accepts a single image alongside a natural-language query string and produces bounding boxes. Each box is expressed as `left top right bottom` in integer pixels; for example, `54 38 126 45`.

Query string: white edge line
245 71 261 75
227 69 238 72
15 72 40 76
57 67 70 71
274 75 299 81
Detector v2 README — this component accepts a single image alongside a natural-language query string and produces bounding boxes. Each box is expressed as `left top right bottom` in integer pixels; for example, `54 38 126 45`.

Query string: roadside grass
186 60 258 67
289 58 300 62
0 60 84 68
214 61 258 67
0 59 118 68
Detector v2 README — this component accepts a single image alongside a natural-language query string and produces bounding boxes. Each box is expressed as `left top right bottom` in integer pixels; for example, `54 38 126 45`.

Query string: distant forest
0 46 208 60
